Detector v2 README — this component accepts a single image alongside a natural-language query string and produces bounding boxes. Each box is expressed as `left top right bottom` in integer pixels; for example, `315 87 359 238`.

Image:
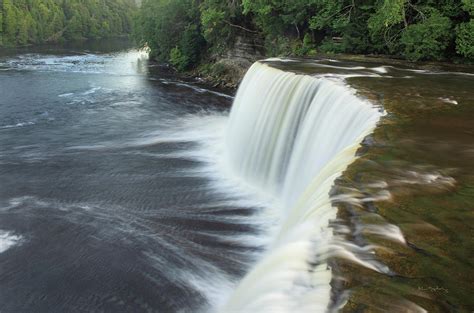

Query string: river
0 40 473 313
0 40 264 313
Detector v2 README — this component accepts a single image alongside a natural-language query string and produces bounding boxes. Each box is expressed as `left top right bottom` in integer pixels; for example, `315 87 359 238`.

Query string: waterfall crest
222 62 381 312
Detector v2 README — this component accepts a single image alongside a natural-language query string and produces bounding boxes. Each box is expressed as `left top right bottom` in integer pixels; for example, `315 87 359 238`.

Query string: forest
134 0 474 71
0 0 137 47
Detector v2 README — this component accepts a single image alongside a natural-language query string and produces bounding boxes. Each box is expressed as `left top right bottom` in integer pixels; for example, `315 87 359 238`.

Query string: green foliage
401 10 452 61
308 0 353 32
462 0 474 14
319 39 345 54
170 46 187 71
243 0 317 40
135 0 474 65
200 6 228 45
369 0 407 32
262 36 293 56
455 0 474 58
1 0 136 47
179 24 206 68
456 20 474 58
134 0 205 68
200 0 247 53
368 0 408 53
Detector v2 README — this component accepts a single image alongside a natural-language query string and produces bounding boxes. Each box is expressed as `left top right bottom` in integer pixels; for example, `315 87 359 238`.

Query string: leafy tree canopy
1 0 137 47
134 0 473 68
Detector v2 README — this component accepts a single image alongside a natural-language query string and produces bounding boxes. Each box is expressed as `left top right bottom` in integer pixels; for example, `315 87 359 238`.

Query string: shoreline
153 52 474 93
0 35 132 49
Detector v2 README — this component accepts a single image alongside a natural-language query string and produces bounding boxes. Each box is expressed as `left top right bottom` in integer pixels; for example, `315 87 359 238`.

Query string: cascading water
221 62 382 312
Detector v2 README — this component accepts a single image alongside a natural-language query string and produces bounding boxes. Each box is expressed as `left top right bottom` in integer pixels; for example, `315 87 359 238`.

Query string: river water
1 40 473 313
0 40 270 313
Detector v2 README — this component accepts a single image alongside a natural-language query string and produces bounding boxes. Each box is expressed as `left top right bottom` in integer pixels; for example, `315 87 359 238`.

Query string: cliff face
197 33 264 89
225 34 264 66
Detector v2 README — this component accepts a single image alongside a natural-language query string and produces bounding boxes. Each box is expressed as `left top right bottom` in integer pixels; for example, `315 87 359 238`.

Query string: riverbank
0 37 135 55
165 52 474 91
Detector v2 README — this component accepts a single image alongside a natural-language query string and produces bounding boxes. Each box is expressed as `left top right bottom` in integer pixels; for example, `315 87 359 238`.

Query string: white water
0 230 22 254
221 62 382 312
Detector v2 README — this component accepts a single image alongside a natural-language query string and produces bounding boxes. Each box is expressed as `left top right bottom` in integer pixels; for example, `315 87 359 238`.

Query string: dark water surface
0 40 264 313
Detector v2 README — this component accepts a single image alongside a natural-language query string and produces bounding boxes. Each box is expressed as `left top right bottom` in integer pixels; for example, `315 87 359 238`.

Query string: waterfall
222 62 382 312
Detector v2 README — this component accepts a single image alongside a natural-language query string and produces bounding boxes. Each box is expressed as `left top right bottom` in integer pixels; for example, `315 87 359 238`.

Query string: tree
3 0 18 45
135 0 474 66
401 9 452 60
456 0 474 58
135 0 205 67
200 0 250 53
0 0 137 47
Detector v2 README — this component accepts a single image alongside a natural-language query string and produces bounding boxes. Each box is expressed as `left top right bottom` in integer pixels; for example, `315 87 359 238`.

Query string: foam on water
0 121 35 129
0 230 22 254
1 50 149 75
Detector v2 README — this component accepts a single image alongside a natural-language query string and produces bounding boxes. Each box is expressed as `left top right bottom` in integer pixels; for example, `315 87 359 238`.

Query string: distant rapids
221 62 382 312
